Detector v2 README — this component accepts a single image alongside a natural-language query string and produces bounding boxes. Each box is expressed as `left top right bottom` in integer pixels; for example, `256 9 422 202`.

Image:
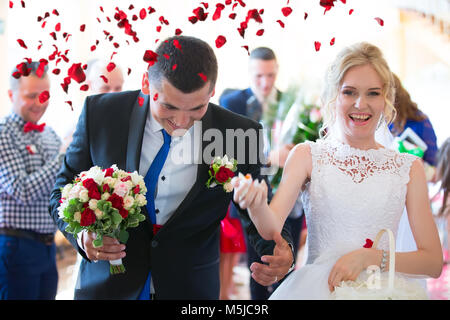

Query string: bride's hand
327 248 371 292
231 173 268 211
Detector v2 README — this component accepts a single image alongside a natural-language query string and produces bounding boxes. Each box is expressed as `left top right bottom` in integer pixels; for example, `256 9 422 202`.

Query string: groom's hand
250 233 294 286
82 231 126 262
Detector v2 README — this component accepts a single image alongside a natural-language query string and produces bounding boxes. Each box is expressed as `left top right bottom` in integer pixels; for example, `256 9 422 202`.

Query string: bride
232 42 443 299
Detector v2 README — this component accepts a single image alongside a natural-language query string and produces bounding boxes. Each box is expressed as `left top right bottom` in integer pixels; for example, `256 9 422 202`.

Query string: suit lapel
126 91 149 173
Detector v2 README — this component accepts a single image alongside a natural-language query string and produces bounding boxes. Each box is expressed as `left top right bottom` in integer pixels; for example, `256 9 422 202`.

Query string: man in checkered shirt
0 61 67 299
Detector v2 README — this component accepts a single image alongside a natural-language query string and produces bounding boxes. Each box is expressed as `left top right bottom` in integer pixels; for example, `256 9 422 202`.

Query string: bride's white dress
270 138 417 300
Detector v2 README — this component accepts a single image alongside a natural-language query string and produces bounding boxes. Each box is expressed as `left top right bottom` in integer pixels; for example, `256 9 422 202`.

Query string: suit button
151 240 158 248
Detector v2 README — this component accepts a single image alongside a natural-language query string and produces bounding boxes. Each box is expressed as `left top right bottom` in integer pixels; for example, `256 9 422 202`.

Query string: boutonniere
26 144 37 155
206 155 237 193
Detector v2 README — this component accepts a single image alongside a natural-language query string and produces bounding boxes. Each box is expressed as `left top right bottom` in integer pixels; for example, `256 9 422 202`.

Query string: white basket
332 229 428 300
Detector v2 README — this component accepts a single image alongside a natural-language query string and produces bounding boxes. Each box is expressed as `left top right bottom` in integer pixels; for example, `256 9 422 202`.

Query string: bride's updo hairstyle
319 42 396 138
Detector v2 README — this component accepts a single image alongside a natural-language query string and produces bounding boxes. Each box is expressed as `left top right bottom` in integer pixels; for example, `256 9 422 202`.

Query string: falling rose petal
140 8 147 19
193 7 208 21
213 3 225 21
90 45 96 51
172 64 177 70
107 62 116 72
163 54 170 60
198 73 207 82
12 71 21 79
148 6 156 14
153 93 158 101
236 0 246 7
215 35 226 48
132 14 138 21
256 29 264 36
55 22 61 32
68 63 86 83
143 50 158 66
52 9 59 16
52 68 60 75
127 68 131 76
82 64 88 70
156 25 162 32
276 20 285 28
349 9 354 15
229 13 236 19
80 24 86 32
9 1 13 9
259 9 264 14
188 16 198 24
65 101 73 111
173 39 182 50
304 12 308 19
80 84 89 91
341 0 346 3
246 9 262 23
50 32 57 41
36 59 48 78
200 2 209 9
330 37 335 46
39 90 50 103
159 16 169 25
225 0 232 5
37 41 43 50
314 41 321 52
242 45 250 55
100 75 108 83
41 21 47 28
281 7 292 17
375 17 384 26
17 39 27 49
138 97 144 107
21 0 25 8
175 28 183 35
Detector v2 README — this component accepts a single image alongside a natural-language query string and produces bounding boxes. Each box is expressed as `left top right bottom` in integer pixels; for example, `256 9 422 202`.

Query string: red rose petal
39 90 50 103
52 9 59 16
213 3 225 21
198 73 207 82
229 13 236 20
127 68 131 75
138 96 144 107
148 6 156 14
304 12 308 20
21 0 25 8
375 17 384 26
90 45 96 51
140 8 147 20
349 9 354 15
68 63 86 83
36 59 48 78
80 84 89 91
188 16 198 24
242 45 250 55
143 49 158 66
17 39 27 49
363 238 373 248
156 25 161 32
172 64 177 70
175 28 183 35
55 22 61 32
276 20 285 28
100 75 108 83
153 93 158 101
314 41 321 52
65 101 73 111
193 7 208 21
52 68 60 75
173 39 182 50
9 1 13 9
106 62 116 72
201 2 209 9
80 24 86 31
330 37 335 46
215 35 226 48
256 29 264 36
281 7 292 17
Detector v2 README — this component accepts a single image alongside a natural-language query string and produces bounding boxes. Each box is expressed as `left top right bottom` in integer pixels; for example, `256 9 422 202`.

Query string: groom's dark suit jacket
49 90 293 300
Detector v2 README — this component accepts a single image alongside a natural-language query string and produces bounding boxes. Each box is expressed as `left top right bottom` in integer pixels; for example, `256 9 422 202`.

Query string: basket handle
372 228 396 290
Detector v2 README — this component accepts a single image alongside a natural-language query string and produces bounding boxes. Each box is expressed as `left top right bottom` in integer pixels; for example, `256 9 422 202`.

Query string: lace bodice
301 138 417 264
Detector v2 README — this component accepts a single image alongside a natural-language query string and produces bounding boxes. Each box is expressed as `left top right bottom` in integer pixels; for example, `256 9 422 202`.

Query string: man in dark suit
49 36 295 299
220 47 304 300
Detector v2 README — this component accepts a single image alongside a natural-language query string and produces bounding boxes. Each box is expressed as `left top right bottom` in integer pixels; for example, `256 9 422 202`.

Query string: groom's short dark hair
148 36 218 93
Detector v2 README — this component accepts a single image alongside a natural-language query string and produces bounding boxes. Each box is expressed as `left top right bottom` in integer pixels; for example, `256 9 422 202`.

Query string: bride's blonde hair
319 42 396 138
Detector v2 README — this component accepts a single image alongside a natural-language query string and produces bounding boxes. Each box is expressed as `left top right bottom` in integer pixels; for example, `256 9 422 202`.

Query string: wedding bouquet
58 164 147 274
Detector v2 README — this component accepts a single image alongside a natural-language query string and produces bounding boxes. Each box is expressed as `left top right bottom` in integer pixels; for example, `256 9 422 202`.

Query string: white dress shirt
139 111 199 295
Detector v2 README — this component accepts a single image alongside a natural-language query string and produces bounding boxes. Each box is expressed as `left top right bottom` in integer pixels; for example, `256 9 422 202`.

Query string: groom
49 36 295 299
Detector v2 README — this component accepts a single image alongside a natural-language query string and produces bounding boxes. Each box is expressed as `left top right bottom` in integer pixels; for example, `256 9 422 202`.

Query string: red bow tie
23 122 46 133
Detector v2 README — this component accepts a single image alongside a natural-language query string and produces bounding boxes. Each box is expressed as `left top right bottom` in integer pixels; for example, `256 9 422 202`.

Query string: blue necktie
138 129 171 300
